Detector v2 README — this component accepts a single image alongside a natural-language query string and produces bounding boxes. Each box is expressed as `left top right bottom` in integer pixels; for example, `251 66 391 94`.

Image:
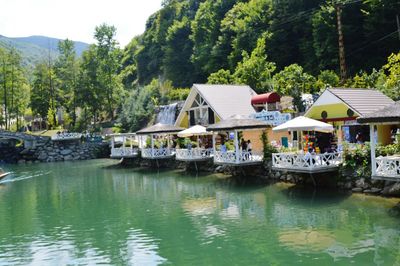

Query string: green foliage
46 108 57 129
315 70 340 91
167 88 190 101
207 69 233 84
233 35 276 93
382 52 400 100
272 64 316 111
261 131 277 162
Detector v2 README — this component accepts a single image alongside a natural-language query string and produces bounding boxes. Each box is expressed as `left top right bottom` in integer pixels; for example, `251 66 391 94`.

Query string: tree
31 63 51 120
94 23 122 121
55 39 79 127
381 52 400 100
232 36 276 92
207 69 233 84
163 17 195 87
272 64 316 111
315 70 340 91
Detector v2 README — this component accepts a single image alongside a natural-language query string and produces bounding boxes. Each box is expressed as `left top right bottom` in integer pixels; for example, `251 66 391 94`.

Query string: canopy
272 116 334 133
177 125 212 138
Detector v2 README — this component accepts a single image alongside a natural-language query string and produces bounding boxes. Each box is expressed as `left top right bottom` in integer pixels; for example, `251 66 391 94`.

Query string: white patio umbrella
177 125 212 137
272 116 334 133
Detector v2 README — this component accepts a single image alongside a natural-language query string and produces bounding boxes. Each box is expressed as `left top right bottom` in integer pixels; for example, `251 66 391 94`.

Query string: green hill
0 35 89 70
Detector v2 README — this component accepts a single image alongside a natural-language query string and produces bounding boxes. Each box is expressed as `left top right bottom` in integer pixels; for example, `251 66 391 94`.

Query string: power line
347 30 398 57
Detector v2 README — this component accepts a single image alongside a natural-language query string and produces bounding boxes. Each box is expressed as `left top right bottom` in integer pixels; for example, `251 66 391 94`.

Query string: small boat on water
0 168 10 180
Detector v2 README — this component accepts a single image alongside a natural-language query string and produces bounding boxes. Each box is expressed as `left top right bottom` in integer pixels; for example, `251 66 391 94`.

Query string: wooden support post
370 124 377 176
151 134 154 157
111 136 115 149
234 130 240 163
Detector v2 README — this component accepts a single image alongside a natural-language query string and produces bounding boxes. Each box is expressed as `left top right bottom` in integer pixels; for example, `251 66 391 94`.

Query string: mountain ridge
0 35 90 71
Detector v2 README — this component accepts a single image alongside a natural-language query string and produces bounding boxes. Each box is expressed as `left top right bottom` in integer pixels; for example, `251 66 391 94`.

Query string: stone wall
16 140 109 163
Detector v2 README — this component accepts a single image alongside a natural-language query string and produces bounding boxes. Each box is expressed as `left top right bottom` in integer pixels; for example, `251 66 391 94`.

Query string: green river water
0 159 399 265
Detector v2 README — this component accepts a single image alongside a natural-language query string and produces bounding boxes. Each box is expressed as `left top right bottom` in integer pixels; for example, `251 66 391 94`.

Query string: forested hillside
121 0 399 88
0 35 89 70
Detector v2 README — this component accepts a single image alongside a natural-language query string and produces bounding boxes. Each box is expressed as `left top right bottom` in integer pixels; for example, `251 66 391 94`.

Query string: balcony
110 147 138 159
141 148 175 159
213 151 264 166
272 152 342 173
176 148 213 162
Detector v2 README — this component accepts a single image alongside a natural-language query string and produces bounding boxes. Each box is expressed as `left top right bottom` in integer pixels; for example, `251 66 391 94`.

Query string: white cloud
0 0 162 46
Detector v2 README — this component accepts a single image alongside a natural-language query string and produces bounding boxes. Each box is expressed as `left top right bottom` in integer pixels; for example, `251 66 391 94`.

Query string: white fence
111 147 138 158
375 156 400 179
141 148 175 159
214 151 263 165
176 148 213 161
51 132 82 141
272 152 342 171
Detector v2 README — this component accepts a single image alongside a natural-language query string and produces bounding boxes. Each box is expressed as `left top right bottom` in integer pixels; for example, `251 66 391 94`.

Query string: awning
251 92 281 105
272 116 334 133
177 125 212 137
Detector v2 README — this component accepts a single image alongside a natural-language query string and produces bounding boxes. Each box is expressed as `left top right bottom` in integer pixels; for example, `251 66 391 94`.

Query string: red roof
251 92 281 105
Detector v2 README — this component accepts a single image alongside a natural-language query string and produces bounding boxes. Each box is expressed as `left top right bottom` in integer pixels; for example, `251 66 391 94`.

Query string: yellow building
304 88 394 145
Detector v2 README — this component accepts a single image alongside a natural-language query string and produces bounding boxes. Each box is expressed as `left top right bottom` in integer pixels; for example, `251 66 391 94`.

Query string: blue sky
0 0 162 47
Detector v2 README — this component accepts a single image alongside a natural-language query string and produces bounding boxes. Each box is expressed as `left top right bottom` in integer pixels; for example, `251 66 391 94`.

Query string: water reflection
0 160 399 265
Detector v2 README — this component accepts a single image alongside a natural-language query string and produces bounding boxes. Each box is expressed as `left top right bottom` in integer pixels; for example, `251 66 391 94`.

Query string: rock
46 157 55 162
387 183 400 196
63 155 73 161
352 187 363 193
344 182 353 189
60 149 72 156
20 149 32 155
37 152 48 161
355 178 369 189
370 187 382 194
17 159 26 164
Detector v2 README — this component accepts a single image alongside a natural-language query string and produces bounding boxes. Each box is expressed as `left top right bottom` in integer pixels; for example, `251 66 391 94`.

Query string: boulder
63 155 73 161
352 187 363 193
17 159 26 164
37 152 48 161
355 178 369 189
60 149 73 156
386 183 400 196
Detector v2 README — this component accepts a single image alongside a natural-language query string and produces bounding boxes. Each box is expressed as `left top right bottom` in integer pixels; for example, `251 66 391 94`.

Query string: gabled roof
175 84 257 126
357 101 400 124
327 88 394 116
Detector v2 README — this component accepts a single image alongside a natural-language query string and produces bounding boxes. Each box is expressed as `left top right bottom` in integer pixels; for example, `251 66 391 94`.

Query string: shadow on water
388 202 400 218
281 185 351 206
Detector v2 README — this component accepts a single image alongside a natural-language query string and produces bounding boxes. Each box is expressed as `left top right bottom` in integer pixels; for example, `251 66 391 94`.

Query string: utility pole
396 14 400 41
336 3 347 83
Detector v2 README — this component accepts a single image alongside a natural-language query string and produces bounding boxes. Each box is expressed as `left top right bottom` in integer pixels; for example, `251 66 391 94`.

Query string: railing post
370 124 377 176
234 130 239 164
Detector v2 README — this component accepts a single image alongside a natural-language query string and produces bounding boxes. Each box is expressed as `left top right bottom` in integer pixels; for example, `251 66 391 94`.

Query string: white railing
272 152 342 171
51 132 82 141
375 156 400 179
176 148 213 161
141 148 175 159
214 151 264 165
111 147 138 158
